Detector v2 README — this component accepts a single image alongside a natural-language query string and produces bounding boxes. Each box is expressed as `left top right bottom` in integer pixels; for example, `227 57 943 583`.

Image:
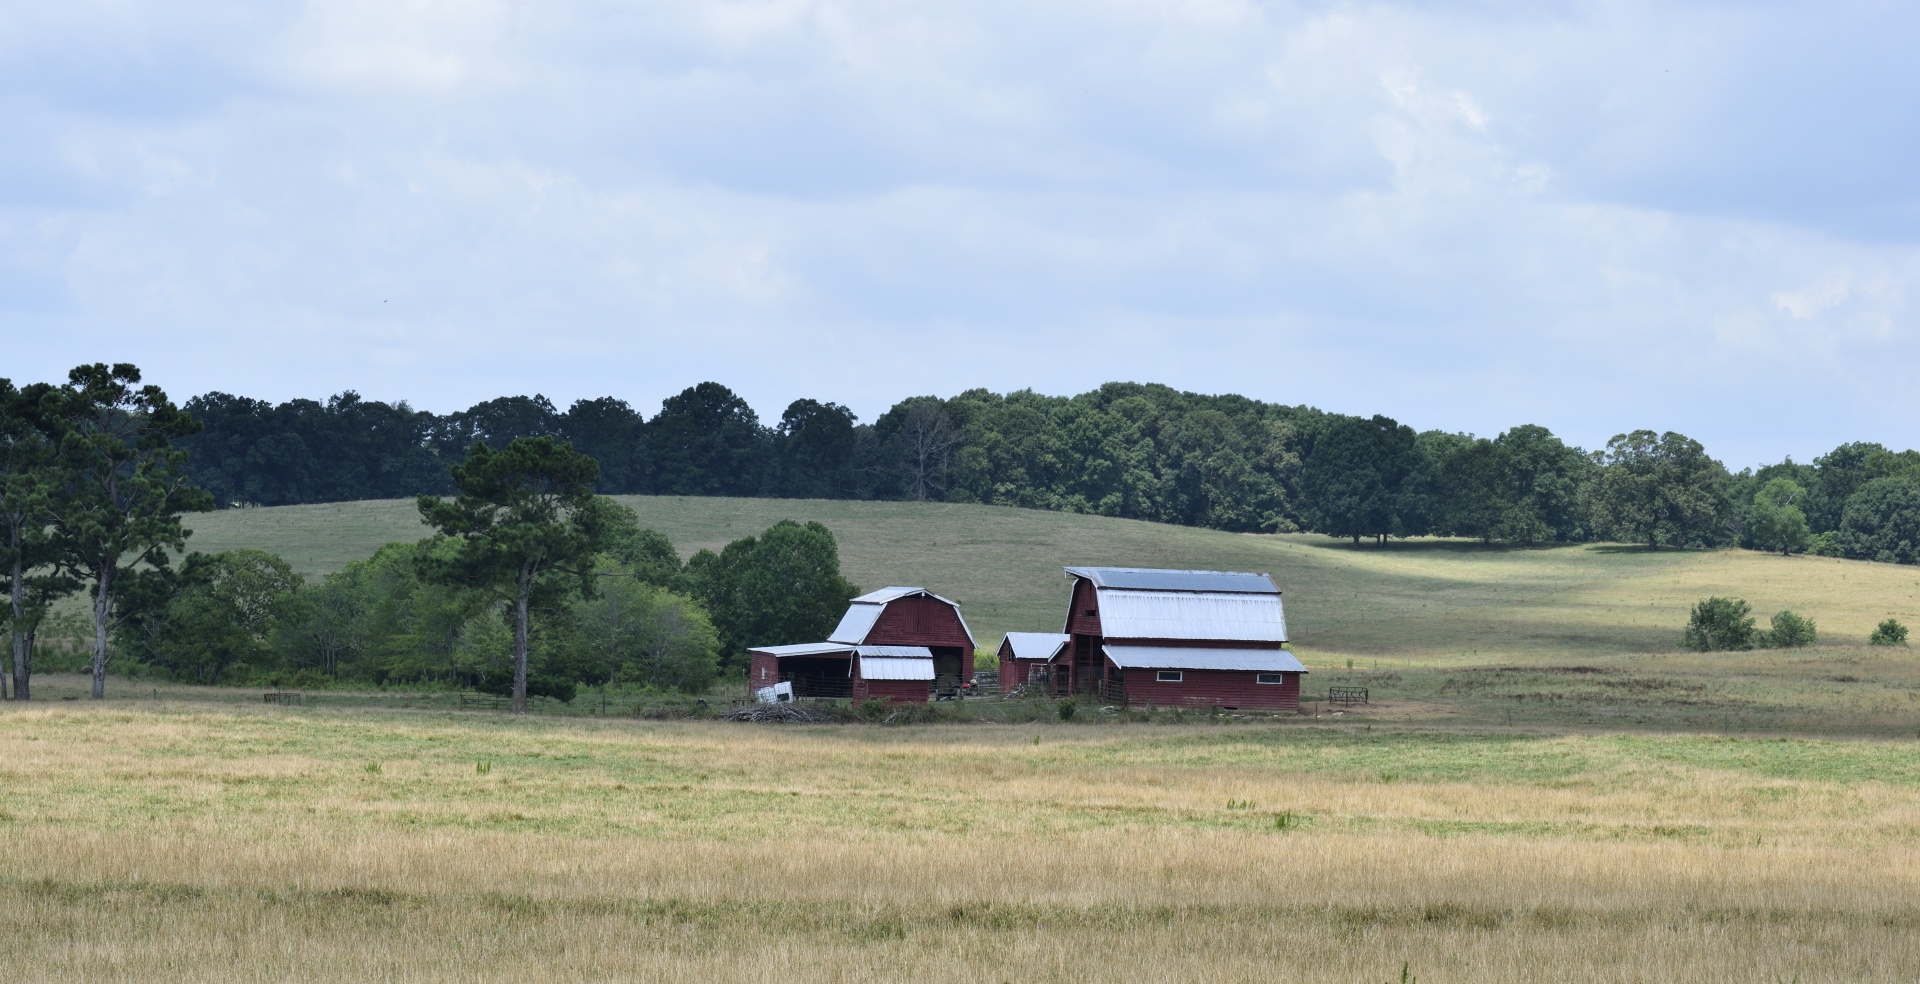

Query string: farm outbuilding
747 587 977 703
1056 566 1305 710
997 631 1069 694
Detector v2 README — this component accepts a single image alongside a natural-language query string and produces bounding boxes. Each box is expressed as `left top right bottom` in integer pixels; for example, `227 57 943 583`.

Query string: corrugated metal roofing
852 586 929 604
1001 632 1069 661
854 645 934 658
829 587 976 648
827 603 884 644
747 642 854 658
1103 645 1306 673
1064 567 1277 594
1095 590 1288 642
852 585 966 608
859 656 935 680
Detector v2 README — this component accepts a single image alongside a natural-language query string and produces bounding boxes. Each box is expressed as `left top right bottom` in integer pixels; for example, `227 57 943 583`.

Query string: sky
3 0 1917 467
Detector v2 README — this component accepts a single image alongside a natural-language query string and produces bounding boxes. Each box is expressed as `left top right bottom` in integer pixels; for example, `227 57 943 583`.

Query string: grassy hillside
187 496 1920 663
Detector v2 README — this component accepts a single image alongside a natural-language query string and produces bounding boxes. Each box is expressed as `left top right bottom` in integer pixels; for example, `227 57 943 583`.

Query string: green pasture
186 495 1920 657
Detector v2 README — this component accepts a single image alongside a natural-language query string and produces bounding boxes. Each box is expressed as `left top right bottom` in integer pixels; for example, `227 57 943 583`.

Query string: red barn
1058 566 1305 711
747 587 976 703
997 632 1068 695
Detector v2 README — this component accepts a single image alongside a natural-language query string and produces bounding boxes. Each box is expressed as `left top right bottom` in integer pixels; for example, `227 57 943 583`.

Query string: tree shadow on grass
1582 543 1713 555
1291 537 1580 556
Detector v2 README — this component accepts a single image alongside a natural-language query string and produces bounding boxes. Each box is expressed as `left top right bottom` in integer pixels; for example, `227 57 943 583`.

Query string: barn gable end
750 587 977 703
1056 566 1305 710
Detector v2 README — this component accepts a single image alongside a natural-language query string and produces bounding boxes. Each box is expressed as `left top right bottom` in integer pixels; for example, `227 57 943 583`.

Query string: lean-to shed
1057 567 1305 710
996 632 1069 693
747 587 976 703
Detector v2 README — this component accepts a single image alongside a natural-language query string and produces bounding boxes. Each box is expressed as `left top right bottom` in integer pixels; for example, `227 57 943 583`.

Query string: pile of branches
722 701 837 724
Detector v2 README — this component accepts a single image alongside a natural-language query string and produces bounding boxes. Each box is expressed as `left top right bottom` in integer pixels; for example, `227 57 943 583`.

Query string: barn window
1156 670 1183 683
1256 673 1285 684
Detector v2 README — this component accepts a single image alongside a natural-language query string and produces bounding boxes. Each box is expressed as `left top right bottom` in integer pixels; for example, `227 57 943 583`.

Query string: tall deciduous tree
1493 425 1590 543
1431 435 1508 543
1 380 77 700
644 383 768 497
1300 414 1424 545
123 550 303 684
51 364 212 699
884 399 957 502
682 519 859 664
772 399 859 499
561 397 648 493
1588 430 1729 549
1836 475 1920 565
416 438 627 713
1749 478 1812 556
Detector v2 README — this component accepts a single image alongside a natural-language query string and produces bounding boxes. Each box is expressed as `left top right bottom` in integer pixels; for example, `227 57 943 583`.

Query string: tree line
110 510 856 711
179 381 1920 562
8 364 1919 704
2 366 861 705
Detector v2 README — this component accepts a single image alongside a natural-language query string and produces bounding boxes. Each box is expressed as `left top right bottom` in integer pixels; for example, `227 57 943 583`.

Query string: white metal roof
1103 645 1306 673
855 645 934 658
747 642 855 658
1092 589 1287 642
1064 567 1277 594
827 603 884 644
1001 632 1069 661
859 656 936 680
853 586 944 604
827 588 977 648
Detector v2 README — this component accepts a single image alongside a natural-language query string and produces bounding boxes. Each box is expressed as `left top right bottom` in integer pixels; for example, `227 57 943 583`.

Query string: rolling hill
184 496 1920 664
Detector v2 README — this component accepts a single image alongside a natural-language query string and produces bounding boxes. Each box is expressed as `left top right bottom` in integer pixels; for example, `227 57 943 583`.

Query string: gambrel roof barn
1052 566 1305 710
749 587 976 704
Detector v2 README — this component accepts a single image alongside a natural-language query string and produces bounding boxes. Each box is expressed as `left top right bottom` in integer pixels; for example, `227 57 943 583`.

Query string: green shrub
1870 618 1909 646
1684 597 1755 651
1057 699 1077 722
476 672 576 703
1761 610 1817 649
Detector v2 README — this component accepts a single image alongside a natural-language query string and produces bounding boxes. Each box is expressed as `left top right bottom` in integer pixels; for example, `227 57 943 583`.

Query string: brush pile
721 701 836 724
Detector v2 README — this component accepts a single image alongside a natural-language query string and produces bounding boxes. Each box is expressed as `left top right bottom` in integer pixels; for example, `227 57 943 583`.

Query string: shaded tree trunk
9 540 25 701
90 562 113 700
512 567 532 715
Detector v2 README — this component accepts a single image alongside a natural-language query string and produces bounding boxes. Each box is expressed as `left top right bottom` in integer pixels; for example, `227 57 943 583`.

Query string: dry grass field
37 497 1905 980
3 703 1919 982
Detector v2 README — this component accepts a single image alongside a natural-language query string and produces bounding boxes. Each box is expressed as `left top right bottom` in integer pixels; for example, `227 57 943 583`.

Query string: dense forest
181 381 1920 563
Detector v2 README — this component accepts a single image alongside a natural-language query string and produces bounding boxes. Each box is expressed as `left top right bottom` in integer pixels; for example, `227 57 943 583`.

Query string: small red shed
1057 566 1305 711
996 632 1069 695
747 587 976 703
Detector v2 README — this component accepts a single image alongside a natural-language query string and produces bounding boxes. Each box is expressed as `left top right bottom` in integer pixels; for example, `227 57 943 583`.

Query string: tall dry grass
2 706 1917 981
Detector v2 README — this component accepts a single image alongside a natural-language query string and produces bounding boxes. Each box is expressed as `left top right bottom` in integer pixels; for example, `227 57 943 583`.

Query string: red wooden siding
868 595 974 679
1001 659 1052 690
853 678 930 703
1065 579 1102 636
867 596 971 648
1119 668 1300 711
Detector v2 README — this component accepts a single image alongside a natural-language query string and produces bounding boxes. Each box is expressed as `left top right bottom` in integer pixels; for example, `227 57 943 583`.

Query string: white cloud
1 0 1917 466
1772 273 1854 321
